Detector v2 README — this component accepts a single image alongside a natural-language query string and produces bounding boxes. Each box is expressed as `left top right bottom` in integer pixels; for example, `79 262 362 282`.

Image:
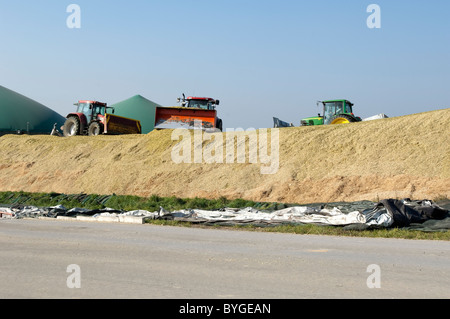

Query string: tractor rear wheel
63 117 80 137
330 114 357 125
88 121 103 136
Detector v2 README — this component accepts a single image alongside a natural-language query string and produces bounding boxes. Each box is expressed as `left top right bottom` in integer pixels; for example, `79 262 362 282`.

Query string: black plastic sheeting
379 199 448 227
344 199 450 231
259 199 449 231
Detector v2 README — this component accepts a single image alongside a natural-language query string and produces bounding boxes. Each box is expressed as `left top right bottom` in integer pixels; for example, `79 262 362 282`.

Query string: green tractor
301 99 362 126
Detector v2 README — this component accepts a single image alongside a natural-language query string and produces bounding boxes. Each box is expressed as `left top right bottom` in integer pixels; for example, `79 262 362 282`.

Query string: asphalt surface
0 218 449 299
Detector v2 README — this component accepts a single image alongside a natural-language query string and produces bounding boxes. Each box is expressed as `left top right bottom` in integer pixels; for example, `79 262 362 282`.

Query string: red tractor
63 100 141 137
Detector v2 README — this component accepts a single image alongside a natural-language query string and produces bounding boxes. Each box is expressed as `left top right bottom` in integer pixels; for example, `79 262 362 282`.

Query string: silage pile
0 108 448 204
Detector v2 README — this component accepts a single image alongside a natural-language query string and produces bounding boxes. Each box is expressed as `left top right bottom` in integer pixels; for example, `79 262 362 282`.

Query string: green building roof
0 85 65 134
111 95 161 134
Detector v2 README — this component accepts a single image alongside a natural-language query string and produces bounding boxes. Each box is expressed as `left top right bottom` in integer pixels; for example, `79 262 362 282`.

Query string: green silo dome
0 85 65 134
111 95 161 134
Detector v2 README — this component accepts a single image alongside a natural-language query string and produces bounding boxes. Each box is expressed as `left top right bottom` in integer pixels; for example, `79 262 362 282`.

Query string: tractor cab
75 101 113 122
301 99 361 126
177 95 220 110
322 100 355 125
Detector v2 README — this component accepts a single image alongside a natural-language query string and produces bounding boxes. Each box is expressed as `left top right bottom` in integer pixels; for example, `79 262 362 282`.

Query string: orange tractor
63 100 141 137
154 95 223 132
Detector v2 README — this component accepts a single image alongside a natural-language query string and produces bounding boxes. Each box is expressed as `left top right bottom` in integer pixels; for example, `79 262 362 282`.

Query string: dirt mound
0 108 448 204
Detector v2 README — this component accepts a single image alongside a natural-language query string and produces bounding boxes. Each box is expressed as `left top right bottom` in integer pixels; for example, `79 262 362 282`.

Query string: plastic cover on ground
1 199 448 231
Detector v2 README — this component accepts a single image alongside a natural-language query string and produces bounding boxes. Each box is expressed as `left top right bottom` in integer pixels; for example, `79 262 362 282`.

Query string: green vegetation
0 191 258 212
1 191 448 241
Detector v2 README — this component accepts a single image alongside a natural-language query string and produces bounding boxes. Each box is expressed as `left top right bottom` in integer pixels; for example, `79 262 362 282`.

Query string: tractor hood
301 116 324 126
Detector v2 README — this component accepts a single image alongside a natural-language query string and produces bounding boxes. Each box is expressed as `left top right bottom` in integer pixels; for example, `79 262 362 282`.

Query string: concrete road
0 218 449 299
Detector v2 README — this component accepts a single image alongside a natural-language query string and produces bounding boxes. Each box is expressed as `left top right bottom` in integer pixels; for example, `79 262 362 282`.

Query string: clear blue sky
1 0 449 129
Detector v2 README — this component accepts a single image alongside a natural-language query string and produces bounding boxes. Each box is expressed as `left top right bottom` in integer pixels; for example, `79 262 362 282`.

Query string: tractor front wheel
88 121 104 136
216 119 223 132
330 114 357 125
63 117 80 137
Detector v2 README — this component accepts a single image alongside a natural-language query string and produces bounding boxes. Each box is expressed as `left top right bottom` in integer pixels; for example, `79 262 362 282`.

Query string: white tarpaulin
171 206 368 226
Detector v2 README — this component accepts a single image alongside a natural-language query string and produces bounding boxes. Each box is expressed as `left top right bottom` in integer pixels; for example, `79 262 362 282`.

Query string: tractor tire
216 119 223 132
330 114 357 125
88 122 103 136
63 117 80 137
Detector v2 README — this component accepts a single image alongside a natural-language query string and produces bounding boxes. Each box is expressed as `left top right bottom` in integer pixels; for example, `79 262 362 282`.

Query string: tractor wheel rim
69 123 77 135
332 118 350 124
